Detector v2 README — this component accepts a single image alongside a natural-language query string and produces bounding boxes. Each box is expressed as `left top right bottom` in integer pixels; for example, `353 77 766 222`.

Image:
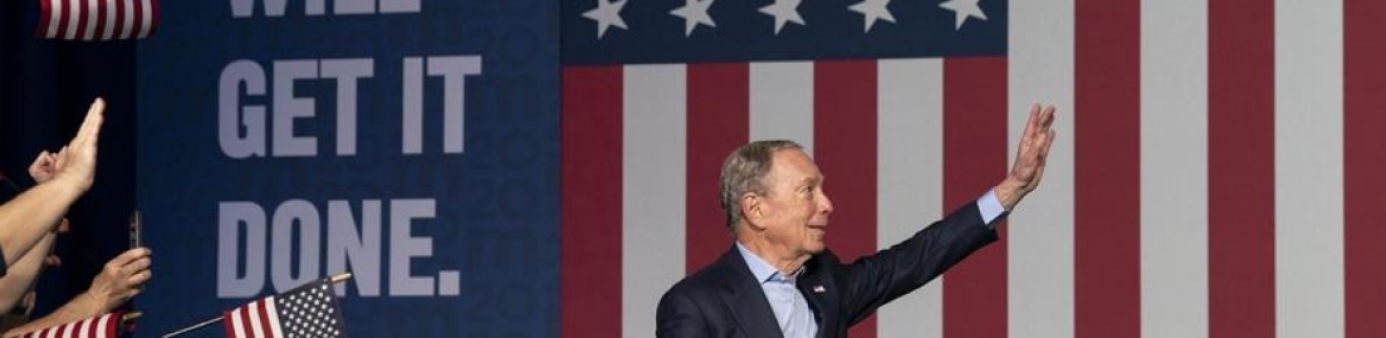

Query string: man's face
757 149 834 257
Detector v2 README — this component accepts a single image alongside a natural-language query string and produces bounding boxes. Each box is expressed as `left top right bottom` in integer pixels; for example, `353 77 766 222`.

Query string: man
656 104 1057 338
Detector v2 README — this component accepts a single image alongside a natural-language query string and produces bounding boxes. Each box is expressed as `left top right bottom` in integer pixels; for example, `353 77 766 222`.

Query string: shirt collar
735 242 805 283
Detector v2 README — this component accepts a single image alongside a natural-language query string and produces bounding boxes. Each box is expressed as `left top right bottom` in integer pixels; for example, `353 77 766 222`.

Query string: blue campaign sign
135 0 558 336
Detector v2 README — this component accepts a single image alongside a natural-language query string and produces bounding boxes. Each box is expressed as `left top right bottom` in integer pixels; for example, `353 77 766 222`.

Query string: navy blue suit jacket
656 203 998 338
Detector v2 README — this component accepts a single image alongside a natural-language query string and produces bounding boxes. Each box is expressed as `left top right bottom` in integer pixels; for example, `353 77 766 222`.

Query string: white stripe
120 0 135 39
101 0 116 40
876 58 944 338
92 314 110 338
64 0 81 40
1275 0 1345 336
46 0 63 38
622 64 687 338
137 0 153 38
265 297 286 338
1008 0 1075 335
64 319 80 338
750 62 814 155
82 0 98 40
1141 0 1209 337
76 317 90 338
248 301 268 338
231 308 248 338
39 326 54 338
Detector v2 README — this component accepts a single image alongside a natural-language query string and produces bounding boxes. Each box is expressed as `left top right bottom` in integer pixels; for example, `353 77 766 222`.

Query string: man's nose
818 192 834 215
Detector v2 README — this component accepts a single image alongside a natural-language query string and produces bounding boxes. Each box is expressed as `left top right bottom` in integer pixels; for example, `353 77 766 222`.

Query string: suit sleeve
840 202 998 325
656 287 710 338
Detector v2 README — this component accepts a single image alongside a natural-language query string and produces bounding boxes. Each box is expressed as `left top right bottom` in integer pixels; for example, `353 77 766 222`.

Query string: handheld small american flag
35 0 159 41
18 312 127 338
222 279 346 338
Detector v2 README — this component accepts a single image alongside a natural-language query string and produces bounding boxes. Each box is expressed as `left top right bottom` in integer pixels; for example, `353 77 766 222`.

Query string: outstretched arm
0 98 104 267
0 234 55 314
994 104 1057 210
2 248 149 338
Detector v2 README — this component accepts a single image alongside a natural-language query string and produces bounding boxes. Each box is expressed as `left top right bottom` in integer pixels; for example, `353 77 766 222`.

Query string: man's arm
841 202 999 324
1 248 149 338
0 234 56 314
0 98 105 267
840 104 1057 323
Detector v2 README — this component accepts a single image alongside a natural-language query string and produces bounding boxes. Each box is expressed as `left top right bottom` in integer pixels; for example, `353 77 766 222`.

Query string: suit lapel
798 256 838 338
714 247 786 338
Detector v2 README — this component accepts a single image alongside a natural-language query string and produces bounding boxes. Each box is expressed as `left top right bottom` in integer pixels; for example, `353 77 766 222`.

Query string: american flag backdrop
560 0 1386 338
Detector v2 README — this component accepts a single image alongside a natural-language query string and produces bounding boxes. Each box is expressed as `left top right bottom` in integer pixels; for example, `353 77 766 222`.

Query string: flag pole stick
159 272 353 338
330 272 353 284
159 316 222 338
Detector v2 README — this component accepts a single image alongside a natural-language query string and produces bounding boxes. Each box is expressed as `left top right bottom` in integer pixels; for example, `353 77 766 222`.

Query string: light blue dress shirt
736 242 819 338
736 189 1006 338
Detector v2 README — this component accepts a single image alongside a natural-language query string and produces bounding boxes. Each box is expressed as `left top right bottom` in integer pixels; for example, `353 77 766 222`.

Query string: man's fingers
1042 105 1057 128
1040 129 1057 158
1023 103 1041 140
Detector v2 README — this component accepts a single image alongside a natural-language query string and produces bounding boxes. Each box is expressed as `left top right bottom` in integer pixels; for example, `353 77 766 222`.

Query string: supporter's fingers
106 247 150 269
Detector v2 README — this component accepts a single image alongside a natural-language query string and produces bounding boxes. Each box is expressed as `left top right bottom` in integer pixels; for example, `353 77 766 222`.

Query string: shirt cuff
977 188 1008 229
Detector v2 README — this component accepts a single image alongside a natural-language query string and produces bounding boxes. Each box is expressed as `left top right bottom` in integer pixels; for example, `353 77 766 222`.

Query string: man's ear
741 193 764 230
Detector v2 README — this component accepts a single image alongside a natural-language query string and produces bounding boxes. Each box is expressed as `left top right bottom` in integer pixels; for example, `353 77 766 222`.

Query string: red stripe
1208 0 1276 336
87 315 100 338
112 0 124 39
813 60 879 338
256 300 277 338
223 311 239 338
685 63 749 272
93 0 105 40
132 0 144 38
104 314 119 338
37 0 52 38
942 57 1008 338
148 0 159 36
1074 0 1141 336
1345 0 1386 336
73 0 89 40
561 66 624 338
242 303 259 338
55 321 71 338
55 0 72 39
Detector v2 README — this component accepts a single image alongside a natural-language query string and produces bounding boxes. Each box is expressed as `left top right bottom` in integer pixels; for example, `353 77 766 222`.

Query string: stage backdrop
136 0 558 337
558 1 1386 338
133 0 1386 337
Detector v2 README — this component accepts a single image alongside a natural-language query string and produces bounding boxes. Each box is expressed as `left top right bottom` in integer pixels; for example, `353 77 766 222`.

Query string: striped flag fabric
559 0 1386 338
35 0 158 41
223 279 346 338
17 312 126 338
